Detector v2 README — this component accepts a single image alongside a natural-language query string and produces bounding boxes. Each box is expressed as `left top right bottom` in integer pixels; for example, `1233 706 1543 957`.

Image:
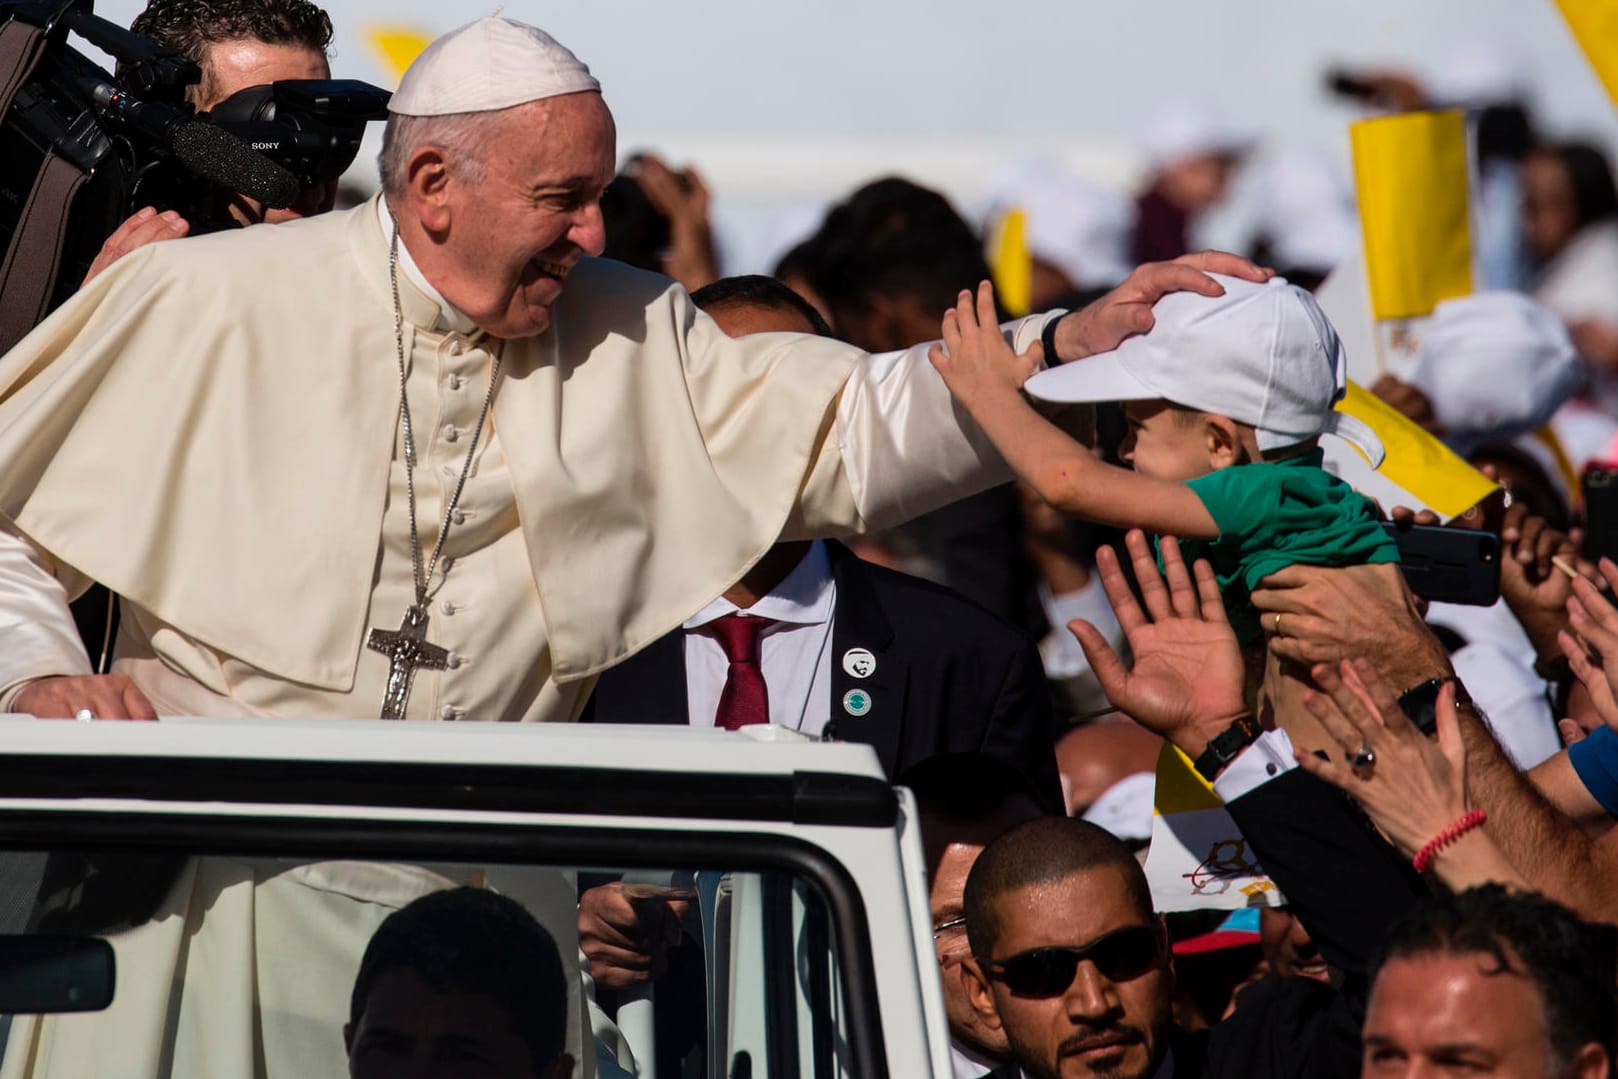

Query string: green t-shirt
1177 449 1400 644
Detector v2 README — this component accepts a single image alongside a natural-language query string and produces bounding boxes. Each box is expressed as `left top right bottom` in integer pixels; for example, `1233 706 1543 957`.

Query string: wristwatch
1193 714 1263 782
1041 314 1065 366
1398 677 1473 736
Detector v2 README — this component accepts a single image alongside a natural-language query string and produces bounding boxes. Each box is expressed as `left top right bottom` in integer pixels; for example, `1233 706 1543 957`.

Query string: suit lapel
825 542 905 775
583 630 689 725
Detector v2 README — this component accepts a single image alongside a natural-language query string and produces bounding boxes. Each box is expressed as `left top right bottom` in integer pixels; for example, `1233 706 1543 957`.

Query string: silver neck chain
388 220 502 608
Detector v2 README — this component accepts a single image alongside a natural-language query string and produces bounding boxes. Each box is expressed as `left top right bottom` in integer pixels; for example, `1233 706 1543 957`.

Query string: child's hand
927 281 1044 405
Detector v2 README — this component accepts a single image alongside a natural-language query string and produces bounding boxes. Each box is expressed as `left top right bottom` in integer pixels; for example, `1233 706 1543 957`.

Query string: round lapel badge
842 688 873 717
842 647 877 679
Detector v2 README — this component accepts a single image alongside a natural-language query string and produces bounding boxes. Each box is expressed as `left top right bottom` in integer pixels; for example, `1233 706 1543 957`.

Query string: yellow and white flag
1143 744 1283 912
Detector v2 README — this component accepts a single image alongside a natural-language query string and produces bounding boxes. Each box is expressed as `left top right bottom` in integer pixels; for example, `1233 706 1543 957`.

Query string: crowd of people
6 0 1618 1076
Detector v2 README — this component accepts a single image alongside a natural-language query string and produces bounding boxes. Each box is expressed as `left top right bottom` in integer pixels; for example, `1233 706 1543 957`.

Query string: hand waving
1068 530 1247 757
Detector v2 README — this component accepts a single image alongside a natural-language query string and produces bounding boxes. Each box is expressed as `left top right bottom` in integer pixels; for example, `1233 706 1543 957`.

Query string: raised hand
1562 558 1618 731
927 281 1044 407
1068 530 1247 758
1293 659 1524 889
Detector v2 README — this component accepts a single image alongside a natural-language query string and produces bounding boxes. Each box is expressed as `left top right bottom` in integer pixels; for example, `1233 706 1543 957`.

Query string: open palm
1068 531 1247 742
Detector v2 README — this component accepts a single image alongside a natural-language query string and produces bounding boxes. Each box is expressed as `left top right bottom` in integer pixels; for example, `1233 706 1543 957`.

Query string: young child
930 276 1398 747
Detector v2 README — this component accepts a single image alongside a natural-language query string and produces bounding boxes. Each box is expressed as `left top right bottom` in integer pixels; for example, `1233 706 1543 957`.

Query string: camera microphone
86 79 301 207
171 123 301 208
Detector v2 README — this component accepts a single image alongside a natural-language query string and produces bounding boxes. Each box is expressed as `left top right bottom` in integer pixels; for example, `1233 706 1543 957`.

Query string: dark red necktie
710 613 773 730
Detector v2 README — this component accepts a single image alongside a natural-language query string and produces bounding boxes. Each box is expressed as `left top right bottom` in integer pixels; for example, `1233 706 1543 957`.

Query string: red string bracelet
1412 809 1488 874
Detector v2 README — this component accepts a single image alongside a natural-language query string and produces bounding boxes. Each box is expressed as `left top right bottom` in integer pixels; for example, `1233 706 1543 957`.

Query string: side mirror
0 936 115 1013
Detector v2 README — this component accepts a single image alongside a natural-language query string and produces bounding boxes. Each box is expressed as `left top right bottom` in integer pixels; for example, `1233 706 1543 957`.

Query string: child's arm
928 281 1219 540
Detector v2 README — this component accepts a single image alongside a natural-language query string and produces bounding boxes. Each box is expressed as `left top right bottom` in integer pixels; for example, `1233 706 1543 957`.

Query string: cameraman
82 0 336 283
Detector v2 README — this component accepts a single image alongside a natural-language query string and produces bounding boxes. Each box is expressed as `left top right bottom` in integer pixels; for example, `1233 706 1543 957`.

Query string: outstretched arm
927 282 1218 539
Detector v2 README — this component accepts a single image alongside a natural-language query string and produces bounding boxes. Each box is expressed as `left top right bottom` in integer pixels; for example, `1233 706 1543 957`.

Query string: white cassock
0 196 1057 1078
0 194 1056 720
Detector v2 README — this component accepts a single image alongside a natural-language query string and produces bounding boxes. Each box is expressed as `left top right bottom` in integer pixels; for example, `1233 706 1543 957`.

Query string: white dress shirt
682 540 836 735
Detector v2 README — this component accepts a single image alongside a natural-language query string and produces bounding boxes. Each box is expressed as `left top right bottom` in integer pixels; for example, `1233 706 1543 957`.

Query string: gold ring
1273 613 1285 637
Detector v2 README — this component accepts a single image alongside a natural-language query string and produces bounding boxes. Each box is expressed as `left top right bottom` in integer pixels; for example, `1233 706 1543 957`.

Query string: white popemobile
0 717 948 1078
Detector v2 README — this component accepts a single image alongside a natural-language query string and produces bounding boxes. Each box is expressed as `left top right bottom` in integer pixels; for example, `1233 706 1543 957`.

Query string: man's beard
1025 1024 1154 1079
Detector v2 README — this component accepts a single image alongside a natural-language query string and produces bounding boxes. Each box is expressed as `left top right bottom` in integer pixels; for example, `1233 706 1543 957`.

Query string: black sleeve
1200 769 1430 1079
1225 769 1426 985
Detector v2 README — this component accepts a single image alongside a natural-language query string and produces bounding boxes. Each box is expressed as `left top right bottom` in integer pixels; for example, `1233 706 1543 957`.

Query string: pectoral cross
367 604 450 719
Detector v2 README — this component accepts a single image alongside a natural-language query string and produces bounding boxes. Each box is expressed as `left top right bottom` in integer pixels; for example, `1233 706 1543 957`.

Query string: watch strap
1041 313 1064 366
1193 714 1262 782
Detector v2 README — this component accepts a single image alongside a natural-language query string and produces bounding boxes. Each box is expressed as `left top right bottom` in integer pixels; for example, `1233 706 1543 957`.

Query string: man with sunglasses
959 533 1427 1079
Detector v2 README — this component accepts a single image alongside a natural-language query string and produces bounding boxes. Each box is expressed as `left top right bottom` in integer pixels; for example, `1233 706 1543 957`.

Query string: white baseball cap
388 16 600 118
1406 292 1580 457
1026 274 1385 466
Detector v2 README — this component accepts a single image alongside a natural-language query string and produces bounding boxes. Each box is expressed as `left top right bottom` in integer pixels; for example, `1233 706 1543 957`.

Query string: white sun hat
1406 292 1580 457
388 16 600 118
1025 274 1385 466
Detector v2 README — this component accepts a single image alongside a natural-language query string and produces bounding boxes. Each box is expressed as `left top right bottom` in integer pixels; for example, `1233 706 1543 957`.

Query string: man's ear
962 957 1005 1032
1202 414 1245 469
1566 1041 1609 1079
404 145 454 234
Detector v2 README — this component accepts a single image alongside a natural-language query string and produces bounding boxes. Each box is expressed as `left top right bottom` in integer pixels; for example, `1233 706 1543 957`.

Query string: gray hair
377 110 513 199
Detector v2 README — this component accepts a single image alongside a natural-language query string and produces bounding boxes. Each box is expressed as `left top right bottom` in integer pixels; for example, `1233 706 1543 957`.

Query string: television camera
0 0 390 350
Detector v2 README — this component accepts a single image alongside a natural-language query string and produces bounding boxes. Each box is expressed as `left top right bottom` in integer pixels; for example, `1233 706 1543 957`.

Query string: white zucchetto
388 16 600 117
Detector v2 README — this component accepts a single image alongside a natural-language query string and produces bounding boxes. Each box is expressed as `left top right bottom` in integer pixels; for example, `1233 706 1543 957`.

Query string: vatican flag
1143 745 1283 912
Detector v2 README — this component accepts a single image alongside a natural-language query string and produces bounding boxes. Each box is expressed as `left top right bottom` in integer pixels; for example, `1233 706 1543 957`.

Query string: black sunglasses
980 925 1161 997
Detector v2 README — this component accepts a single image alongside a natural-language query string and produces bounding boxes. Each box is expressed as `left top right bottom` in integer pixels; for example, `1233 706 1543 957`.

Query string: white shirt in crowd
682 540 835 735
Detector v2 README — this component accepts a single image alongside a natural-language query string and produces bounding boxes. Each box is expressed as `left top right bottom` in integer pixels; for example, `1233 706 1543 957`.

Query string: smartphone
1583 468 1618 569
1382 523 1500 607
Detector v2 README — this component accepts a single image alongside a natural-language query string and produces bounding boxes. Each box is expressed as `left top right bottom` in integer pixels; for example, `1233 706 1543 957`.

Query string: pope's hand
13 674 157 720
578 882 696 990
1050 251 1272 362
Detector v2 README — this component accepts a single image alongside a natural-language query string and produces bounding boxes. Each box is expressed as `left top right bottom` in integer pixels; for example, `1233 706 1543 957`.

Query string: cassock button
842 689 872 717
442 600 456 615
441 556 455 572
451 508 466 525
443 423 459 443
439 705 457 721
448 373 463 390
446 652 462 670
842 648 876 679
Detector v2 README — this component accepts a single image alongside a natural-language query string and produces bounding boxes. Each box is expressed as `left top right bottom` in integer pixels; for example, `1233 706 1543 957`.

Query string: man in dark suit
582 274 1060 812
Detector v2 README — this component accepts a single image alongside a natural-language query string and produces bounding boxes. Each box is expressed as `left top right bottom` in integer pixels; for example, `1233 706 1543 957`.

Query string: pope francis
0 16 1258 725
0 15 1268 1079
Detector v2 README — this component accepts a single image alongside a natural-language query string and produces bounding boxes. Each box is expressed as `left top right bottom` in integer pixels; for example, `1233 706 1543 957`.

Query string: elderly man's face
967 866 1173 1079
1361 950 1603 1079
434 92 615 339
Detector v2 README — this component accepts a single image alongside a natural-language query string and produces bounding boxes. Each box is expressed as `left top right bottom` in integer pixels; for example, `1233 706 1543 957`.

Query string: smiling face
969 867 1173 1079
399 92 616 339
